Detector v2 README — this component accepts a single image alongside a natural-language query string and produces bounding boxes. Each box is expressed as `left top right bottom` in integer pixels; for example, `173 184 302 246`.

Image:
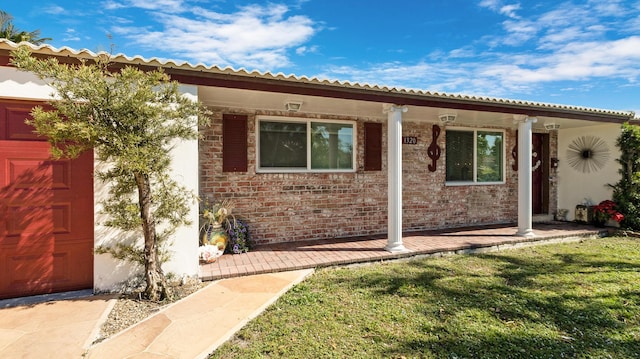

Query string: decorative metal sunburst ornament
566 136 610 173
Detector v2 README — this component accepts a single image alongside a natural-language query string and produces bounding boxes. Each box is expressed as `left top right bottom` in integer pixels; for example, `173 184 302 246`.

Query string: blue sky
4 1 640 115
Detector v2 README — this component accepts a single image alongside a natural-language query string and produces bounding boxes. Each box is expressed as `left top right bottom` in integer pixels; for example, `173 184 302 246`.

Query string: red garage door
0 101 93 299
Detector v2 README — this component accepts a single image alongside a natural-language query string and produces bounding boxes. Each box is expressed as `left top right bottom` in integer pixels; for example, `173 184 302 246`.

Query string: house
0 39 635 299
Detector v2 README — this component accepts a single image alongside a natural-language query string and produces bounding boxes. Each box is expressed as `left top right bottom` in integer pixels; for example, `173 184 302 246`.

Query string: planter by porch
199 224 228 263
575 205 593 224
202 223 229 250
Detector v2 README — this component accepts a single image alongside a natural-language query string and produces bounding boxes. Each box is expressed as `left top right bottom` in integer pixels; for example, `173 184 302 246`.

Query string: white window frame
445 127 506 186
256 116 357 173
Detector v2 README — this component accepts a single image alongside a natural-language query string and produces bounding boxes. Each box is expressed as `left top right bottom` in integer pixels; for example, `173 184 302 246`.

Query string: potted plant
224 219 251 254
592 200 624 227
198 199 234 263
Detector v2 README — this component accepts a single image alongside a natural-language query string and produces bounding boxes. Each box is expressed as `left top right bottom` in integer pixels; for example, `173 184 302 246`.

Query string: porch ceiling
199 86 605 131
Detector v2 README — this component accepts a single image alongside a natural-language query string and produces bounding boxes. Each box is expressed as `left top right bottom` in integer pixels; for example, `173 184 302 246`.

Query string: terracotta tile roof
1 39 635 120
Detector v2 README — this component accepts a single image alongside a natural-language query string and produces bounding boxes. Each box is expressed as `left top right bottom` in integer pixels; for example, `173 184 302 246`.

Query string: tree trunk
134 172 171 301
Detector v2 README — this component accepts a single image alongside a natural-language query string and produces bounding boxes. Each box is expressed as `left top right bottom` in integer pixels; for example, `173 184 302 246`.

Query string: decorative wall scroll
531 150 542 172
511 131 518 171
427 124 441 172
566 135 610 173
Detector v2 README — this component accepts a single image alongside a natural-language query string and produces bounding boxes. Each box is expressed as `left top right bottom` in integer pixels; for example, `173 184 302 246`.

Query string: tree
612 122 640 230
11 45 211 301
1 10 51 45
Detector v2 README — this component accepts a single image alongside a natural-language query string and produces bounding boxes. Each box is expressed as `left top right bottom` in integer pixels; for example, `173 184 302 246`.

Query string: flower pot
225 219 251 254
202 224 229 251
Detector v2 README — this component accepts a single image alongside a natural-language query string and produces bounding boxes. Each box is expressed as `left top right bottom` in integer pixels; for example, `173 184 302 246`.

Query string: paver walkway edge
85 269 314 359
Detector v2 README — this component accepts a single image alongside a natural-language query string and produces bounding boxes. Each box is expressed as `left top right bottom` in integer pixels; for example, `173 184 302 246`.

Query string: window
446 129 504 184
258 117 355 172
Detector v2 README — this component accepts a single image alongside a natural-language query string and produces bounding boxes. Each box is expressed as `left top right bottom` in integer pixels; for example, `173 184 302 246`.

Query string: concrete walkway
0 293 115 358
0 270 312 359
85 270 312 358
0 222 605 358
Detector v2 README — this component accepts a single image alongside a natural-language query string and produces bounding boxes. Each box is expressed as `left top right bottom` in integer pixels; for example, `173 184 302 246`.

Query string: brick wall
402 122 520 231
200 108 557 245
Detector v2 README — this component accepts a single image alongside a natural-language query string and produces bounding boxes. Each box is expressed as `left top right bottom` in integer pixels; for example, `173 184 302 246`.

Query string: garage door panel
1 239 93 296
9 158 71 190
5 202 72 236
5 204 53 237
52 203 72 234
3 252 55 287
1 104 45 141
1 100 93 299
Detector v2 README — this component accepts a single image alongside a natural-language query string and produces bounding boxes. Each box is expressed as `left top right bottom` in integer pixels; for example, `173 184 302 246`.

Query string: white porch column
385 104 409 252
515 116 537 237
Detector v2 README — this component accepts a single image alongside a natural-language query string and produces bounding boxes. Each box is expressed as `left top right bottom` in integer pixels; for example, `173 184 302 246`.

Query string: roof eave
0 42 634 124
165 68 633 123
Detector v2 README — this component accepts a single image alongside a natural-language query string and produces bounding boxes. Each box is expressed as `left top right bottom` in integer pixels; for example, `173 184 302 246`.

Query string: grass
210 237 640 358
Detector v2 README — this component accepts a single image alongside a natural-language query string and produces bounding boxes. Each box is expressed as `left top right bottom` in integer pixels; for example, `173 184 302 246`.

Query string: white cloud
500 19 538 46
539 26 591 49
482 36 640 88
103 0 187 11
399 0 631 97
62 28 81 42
499 4 521 18
130 0 186 10
478 0 628 50
109 2 316 69
448 46 476 59
296 45 318 55
589 0 626 16
479 0 503 11
537 6 587 28
316 32 640 100
316 61 472 94
43 5 66 15
99 0 640 103
103 1 126 10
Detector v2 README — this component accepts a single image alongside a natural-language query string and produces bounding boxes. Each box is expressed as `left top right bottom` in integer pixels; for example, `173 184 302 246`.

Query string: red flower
593 200 624 223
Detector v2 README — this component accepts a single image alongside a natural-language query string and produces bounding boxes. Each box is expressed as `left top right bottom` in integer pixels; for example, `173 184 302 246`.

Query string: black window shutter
364 122 382 171
222 114 248 172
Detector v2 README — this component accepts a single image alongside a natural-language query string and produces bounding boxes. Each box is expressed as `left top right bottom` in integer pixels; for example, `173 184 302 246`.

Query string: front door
0 101 94 299
532 133 549 215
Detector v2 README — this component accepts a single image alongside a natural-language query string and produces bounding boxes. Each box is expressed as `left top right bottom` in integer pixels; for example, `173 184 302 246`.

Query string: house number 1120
402 136 418 145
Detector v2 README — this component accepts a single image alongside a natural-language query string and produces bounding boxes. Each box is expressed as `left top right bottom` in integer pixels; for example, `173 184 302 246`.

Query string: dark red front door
0 101 94 299
531 133 548 215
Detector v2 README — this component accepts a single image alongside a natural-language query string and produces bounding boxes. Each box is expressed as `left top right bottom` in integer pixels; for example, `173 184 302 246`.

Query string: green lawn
211 237 640 358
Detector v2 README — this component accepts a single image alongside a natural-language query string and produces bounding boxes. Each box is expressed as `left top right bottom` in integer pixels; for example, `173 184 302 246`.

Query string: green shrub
612 122 640 230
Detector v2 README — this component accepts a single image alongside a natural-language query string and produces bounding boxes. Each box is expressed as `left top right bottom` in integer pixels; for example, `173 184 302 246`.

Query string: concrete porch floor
200 221 608 281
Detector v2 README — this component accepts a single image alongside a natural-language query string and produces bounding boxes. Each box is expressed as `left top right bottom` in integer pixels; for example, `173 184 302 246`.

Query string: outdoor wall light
439 114 456 124
544 123 560 130
285 101 303 112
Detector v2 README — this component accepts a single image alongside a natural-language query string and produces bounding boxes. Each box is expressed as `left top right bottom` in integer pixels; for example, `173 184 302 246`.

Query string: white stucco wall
1 65 200 293
557 123 622 220
162 85 200 279
94 84 201 292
